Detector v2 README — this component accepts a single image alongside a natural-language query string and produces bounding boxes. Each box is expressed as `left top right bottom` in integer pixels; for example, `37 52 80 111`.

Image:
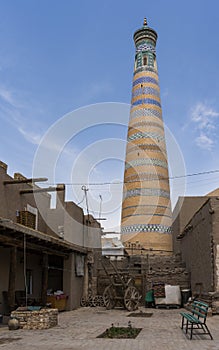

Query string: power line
77 194 85 206
169 169 219 180
39 169 219 186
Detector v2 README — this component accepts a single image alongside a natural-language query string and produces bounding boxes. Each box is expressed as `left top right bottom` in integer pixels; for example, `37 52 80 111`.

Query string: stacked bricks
16 211 36 229
121 19 172 254
11 308 58 330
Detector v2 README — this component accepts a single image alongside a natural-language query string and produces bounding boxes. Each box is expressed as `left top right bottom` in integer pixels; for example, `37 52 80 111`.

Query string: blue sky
1 0 219 232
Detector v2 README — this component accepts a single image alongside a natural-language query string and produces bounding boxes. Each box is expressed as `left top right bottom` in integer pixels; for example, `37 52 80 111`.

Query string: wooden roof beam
4 177 48 185
0 234 70 257
20 186 64 195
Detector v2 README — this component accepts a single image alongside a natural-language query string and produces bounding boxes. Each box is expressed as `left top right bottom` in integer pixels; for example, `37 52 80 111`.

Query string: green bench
180 300 213 340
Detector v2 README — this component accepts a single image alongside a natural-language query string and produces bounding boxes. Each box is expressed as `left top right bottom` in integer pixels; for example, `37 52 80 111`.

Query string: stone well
11 308 58 330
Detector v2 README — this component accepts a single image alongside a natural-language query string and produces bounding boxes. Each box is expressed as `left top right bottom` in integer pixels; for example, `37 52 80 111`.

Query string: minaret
121 19 172 255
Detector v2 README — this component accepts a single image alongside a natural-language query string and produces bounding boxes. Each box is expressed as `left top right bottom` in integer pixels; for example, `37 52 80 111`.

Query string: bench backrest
191 300 209 322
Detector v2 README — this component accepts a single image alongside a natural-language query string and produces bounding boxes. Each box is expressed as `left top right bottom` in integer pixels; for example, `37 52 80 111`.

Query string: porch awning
0 218 87 257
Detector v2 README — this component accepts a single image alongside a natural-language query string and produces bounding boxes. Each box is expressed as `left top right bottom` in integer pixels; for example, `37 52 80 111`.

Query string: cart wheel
99 295 105 307
88 295 94 307
93 295 104 307
80 296 87 307
124 286 141 311
103 285 116 309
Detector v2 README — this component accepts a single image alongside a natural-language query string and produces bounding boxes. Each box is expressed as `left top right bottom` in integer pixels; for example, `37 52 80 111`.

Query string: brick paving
0 307 219 349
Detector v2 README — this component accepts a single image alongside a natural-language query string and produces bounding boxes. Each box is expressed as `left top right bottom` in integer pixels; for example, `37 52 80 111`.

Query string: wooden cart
101 258 141 311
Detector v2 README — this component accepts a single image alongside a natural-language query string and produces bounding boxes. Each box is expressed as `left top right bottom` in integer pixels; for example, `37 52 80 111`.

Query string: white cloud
191 102 219 130
0 86 14 105
18 126 42 145
0 85 25 109
195 133 214 151
190 102 219 151
0 84 48 145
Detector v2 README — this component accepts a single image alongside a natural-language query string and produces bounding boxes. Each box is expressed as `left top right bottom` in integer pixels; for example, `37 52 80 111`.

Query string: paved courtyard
0 306 219 350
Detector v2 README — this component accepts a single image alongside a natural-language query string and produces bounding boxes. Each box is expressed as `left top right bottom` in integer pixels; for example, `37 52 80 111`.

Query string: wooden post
41 253 48 306
8 246 17 310
83 256 89 299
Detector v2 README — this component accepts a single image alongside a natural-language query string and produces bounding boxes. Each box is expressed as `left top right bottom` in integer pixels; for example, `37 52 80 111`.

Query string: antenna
81 187 106 222
99 194 102 219
81 185 89 217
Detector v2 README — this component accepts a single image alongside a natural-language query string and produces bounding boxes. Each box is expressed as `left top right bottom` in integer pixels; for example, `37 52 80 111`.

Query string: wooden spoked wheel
93 295 104 307
124 286 141 311
80 296 87 307
103 285 116 309
88 296 93 307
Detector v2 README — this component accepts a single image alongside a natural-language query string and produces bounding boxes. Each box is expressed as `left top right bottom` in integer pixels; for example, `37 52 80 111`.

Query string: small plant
97 321 141 339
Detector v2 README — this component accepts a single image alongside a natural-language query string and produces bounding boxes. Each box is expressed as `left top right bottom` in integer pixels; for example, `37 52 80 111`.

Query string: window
143 56 147 66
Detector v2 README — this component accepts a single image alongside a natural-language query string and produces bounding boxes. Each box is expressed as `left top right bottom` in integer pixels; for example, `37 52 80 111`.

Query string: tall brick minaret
121 19 172 255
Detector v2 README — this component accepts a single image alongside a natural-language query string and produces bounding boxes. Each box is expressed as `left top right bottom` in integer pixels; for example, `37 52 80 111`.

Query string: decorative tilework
121 224 171 234
133 82 159 91
124 188 170 199
134 70 158 80
121 206 172 219
122 213 172 220
124 171 168 181
132 95 161 105
136 43 156 53
132 98 161 107
129 121 164 130
126 150 166 159
130 108 162 120
136 53 142 67
128 131 165 142
122 204 171 211
126 140 166 152
133 76 158 87
132 87 160 98
127 142 165 149
125 158 168 170
134 66 157 75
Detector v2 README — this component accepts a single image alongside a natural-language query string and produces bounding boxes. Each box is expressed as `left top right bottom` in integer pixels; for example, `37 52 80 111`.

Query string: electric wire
76 194 85 206
39 169 219 186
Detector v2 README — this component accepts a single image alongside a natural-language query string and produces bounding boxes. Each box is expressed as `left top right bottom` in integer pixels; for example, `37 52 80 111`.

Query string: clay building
172 191 219 301
0 160 101 315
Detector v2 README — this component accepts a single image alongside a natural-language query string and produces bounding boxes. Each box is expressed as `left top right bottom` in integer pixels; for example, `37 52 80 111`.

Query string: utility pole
81 185 89 218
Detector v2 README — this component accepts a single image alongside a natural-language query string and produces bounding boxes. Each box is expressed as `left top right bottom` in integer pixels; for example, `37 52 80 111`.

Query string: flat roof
0 217 87 256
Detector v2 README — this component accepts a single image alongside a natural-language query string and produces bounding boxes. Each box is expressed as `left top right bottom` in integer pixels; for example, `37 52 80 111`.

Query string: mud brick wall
172 196 207 254
178 198 219 294
11 308 58 330
145 255 190 292
96 255 190 302
179 200 214 293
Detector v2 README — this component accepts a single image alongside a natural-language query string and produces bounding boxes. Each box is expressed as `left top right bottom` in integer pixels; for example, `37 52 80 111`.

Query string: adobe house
0 160 101 315
172 191 219 300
